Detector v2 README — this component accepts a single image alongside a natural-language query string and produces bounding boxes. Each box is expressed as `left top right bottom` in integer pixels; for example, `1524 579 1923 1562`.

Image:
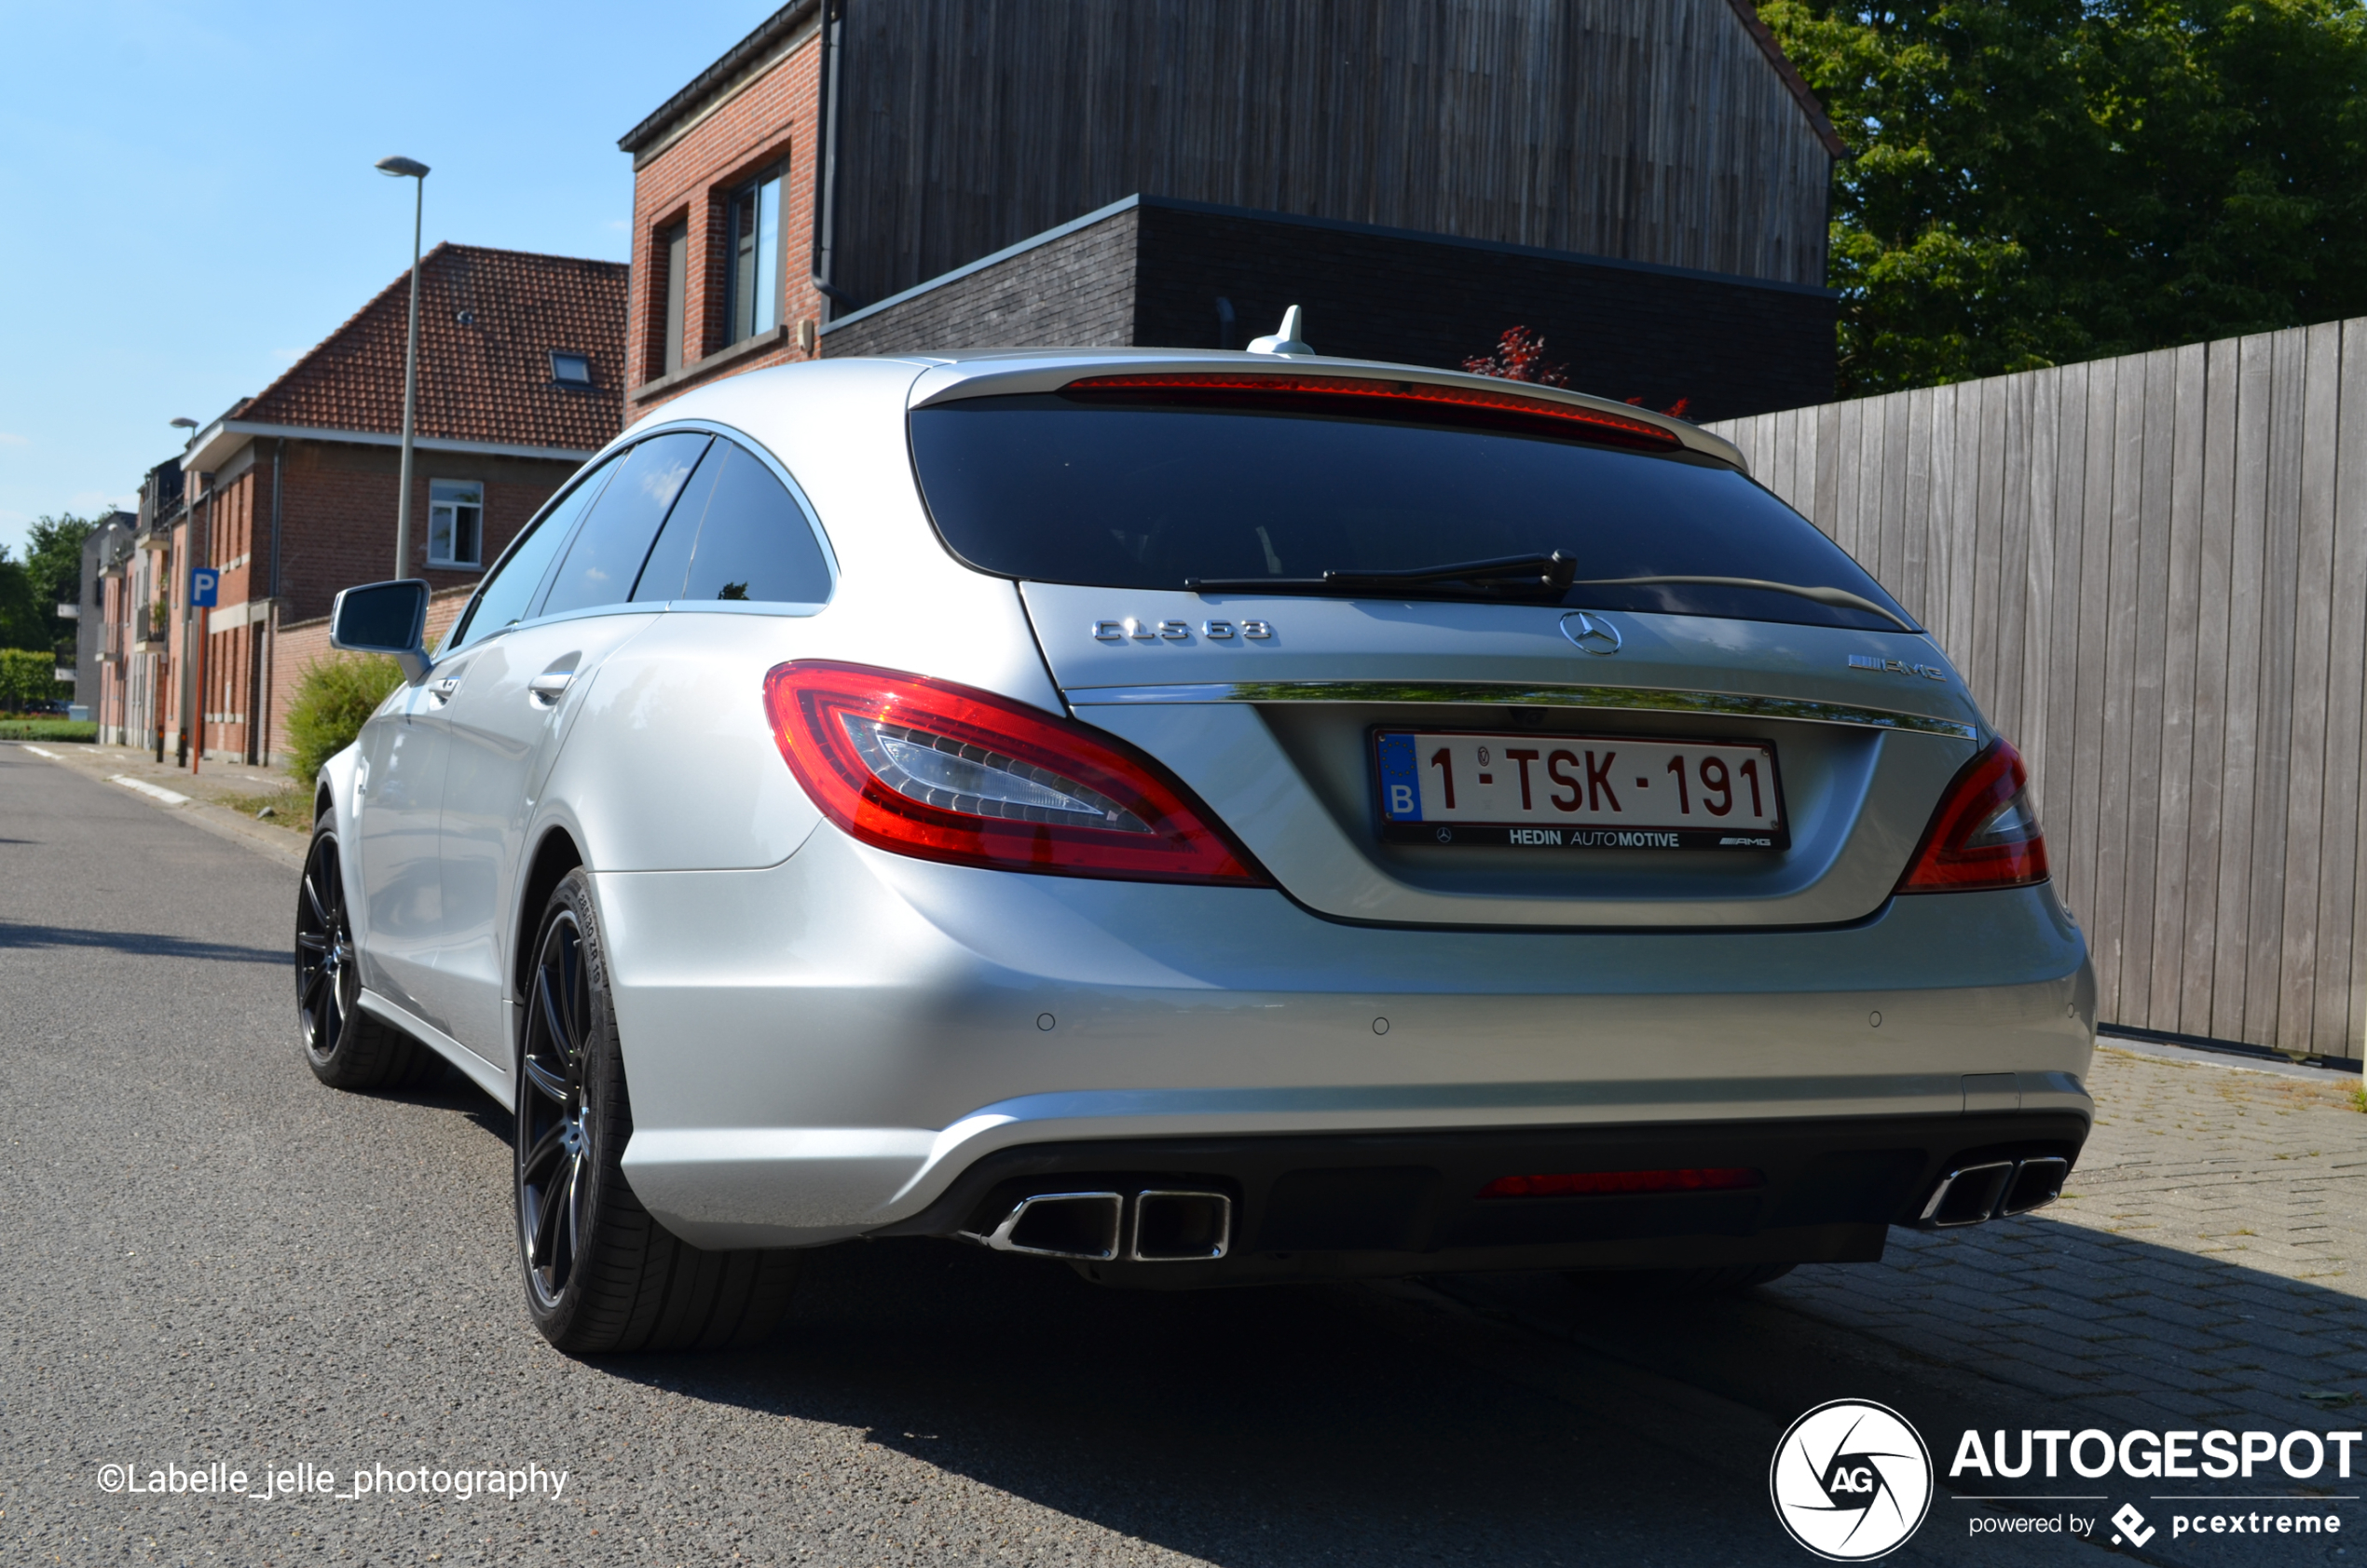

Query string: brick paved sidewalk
1769 1043 2367 1432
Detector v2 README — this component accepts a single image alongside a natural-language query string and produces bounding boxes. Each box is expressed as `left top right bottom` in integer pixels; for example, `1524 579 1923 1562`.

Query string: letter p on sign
189 568 219 608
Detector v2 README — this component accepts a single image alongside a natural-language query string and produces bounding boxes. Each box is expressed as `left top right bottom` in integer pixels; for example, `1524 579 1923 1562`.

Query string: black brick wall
1132 205 1835 421
821 211 1141 358
823 198 1836 421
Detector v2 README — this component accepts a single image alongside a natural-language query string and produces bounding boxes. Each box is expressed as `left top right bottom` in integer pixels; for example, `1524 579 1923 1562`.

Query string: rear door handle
527 669 575 705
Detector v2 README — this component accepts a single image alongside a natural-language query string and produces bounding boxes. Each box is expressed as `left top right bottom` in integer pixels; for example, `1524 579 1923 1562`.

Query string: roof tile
241 243 628 452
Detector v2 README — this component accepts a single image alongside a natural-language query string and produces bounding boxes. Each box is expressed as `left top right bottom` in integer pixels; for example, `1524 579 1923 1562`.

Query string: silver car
299 343 2094 1354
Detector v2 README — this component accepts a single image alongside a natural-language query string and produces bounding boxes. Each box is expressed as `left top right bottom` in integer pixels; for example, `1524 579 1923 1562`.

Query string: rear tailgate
1022 581 1985 928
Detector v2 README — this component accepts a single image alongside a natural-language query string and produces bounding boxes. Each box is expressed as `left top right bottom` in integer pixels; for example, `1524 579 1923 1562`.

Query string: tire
1567 1261 1798 1300
296 821 441 1091
515 868 800 1355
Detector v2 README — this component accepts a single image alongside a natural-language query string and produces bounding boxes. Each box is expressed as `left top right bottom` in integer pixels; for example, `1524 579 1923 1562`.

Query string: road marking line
21 744 60 758
111 774 191 806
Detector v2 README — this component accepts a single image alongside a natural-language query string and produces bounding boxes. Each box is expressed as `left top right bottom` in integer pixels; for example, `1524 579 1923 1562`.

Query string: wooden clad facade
830 0 1838 310
1710 320 2367 1060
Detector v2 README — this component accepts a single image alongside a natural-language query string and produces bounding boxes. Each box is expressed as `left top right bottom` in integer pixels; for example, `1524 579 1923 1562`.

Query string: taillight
1063 371 1683 451
1895 737 2049 893
763 661 1268 885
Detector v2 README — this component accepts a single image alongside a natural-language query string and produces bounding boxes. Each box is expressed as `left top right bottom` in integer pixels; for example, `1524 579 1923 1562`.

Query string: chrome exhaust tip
1129 1190 1232 1261
1998 1155 2069 1217
965 1192 1122 1260
1918 1160 2017 1228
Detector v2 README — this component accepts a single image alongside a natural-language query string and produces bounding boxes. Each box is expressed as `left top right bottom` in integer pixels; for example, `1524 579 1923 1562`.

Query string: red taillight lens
1477 1167 1763 1199
763 661 1268 885
1895 737 2049 893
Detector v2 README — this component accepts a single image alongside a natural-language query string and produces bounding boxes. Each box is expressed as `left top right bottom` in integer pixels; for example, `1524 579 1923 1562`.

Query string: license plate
1373 729 1787 851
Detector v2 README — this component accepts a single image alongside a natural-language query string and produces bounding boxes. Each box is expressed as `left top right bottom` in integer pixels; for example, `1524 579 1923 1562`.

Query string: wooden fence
1708 319 2367 1059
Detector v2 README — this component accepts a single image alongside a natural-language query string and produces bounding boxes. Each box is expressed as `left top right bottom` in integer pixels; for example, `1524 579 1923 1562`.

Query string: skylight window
550 350 593 386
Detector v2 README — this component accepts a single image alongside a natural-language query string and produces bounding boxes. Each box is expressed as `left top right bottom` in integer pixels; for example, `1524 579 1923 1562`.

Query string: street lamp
376 155 430 580
160 417 198 763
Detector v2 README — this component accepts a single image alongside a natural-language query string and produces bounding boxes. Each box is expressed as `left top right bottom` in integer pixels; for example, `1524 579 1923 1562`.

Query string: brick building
619 0 1845 425
112 244 625 767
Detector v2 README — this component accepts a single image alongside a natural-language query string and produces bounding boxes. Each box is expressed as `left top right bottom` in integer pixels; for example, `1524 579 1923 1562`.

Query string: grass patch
212 784 312 831
0 718 97 742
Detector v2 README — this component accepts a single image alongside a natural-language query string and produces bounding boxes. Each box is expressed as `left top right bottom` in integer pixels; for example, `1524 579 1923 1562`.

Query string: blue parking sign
190 568 219 608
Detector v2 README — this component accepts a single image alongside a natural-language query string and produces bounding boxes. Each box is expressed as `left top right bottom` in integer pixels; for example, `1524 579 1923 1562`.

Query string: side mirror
329 579 431 683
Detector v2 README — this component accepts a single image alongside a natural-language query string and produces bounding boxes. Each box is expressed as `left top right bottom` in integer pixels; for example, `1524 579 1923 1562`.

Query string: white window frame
428 479 486 569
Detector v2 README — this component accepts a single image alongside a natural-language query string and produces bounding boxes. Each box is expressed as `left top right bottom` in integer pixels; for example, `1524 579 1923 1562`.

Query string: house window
428 480 486 568
724 165 784 346
549 349 592 386
659 222 688 375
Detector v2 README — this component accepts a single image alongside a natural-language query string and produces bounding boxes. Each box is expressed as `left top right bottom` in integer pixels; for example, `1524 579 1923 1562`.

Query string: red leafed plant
1462 326 1569 386
1464 326 1691 418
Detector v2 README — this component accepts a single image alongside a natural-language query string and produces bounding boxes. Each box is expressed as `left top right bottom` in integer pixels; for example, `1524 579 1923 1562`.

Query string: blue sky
0 0 771 560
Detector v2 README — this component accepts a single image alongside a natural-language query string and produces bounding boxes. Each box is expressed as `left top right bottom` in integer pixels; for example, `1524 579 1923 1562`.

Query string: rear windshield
910 389 1912 633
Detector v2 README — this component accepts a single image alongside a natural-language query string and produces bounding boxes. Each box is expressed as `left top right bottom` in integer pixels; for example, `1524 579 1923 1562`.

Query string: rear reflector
1895 736 2049 893
763 661 1268 885
1477 1167 1763 1199
1062 372 1683 451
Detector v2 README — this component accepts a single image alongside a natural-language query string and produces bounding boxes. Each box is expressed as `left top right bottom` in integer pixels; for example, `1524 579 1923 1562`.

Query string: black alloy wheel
296 822 434 1091
295 829 356 1058
518 899 597 1313
513 868 800 1355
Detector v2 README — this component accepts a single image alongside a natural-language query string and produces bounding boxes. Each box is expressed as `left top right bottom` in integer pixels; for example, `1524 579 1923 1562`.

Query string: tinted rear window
910 391 1911 632
632 439 831 605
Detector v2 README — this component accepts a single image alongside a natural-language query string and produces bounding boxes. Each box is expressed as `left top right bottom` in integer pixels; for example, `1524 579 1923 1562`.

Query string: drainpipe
811 0 846 321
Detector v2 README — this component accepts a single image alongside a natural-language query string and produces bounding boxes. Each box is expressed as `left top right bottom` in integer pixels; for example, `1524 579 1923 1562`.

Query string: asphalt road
0 744 2102 1568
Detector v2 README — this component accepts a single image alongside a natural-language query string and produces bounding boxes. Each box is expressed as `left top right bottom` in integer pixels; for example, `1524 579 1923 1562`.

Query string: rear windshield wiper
1572 574 1918 633
1187 552 1578 596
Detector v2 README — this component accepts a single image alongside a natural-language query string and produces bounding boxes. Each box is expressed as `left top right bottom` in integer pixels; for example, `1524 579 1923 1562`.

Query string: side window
632 438 831 605
535 431 712 620
724 166 784 347
659 222 688 375
445 455 619 651
427 480 484 567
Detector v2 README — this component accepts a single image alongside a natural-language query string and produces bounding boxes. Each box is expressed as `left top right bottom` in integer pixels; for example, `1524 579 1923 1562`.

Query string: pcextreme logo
1771 1400 1936 1561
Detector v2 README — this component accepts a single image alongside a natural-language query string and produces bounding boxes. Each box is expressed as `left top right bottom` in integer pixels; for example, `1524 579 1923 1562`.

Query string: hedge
284 654 404 789
0 648 69 712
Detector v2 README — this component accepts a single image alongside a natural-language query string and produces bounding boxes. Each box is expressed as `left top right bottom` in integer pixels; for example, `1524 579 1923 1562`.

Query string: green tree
0 548 44 654
1761 0 2367 395
0 513 100 658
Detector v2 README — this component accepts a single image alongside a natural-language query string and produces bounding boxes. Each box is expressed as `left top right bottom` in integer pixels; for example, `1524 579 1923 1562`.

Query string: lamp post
376 155 430 579
164 416 198 766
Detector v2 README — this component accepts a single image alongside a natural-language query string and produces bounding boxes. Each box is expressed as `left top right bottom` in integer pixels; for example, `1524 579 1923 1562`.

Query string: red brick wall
624 27 827 424
273 438 584 624
177 434 580 770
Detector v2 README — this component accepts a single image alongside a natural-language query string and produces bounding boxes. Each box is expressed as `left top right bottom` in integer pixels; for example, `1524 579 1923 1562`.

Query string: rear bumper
874 1111 2090 1286
598 828 2095 1250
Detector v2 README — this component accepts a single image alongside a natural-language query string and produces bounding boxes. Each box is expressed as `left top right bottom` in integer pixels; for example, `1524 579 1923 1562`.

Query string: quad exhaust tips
965 1189 1233 1261
1919 1155 2069 1229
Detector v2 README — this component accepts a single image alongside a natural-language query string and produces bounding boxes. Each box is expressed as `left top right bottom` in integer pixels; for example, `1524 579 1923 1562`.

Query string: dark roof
618 0 822 156
1723 0 1846 158
239 243 628 451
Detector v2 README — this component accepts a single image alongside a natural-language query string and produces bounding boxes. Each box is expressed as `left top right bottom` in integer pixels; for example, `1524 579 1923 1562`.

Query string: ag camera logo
1771 1399 1934 1561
